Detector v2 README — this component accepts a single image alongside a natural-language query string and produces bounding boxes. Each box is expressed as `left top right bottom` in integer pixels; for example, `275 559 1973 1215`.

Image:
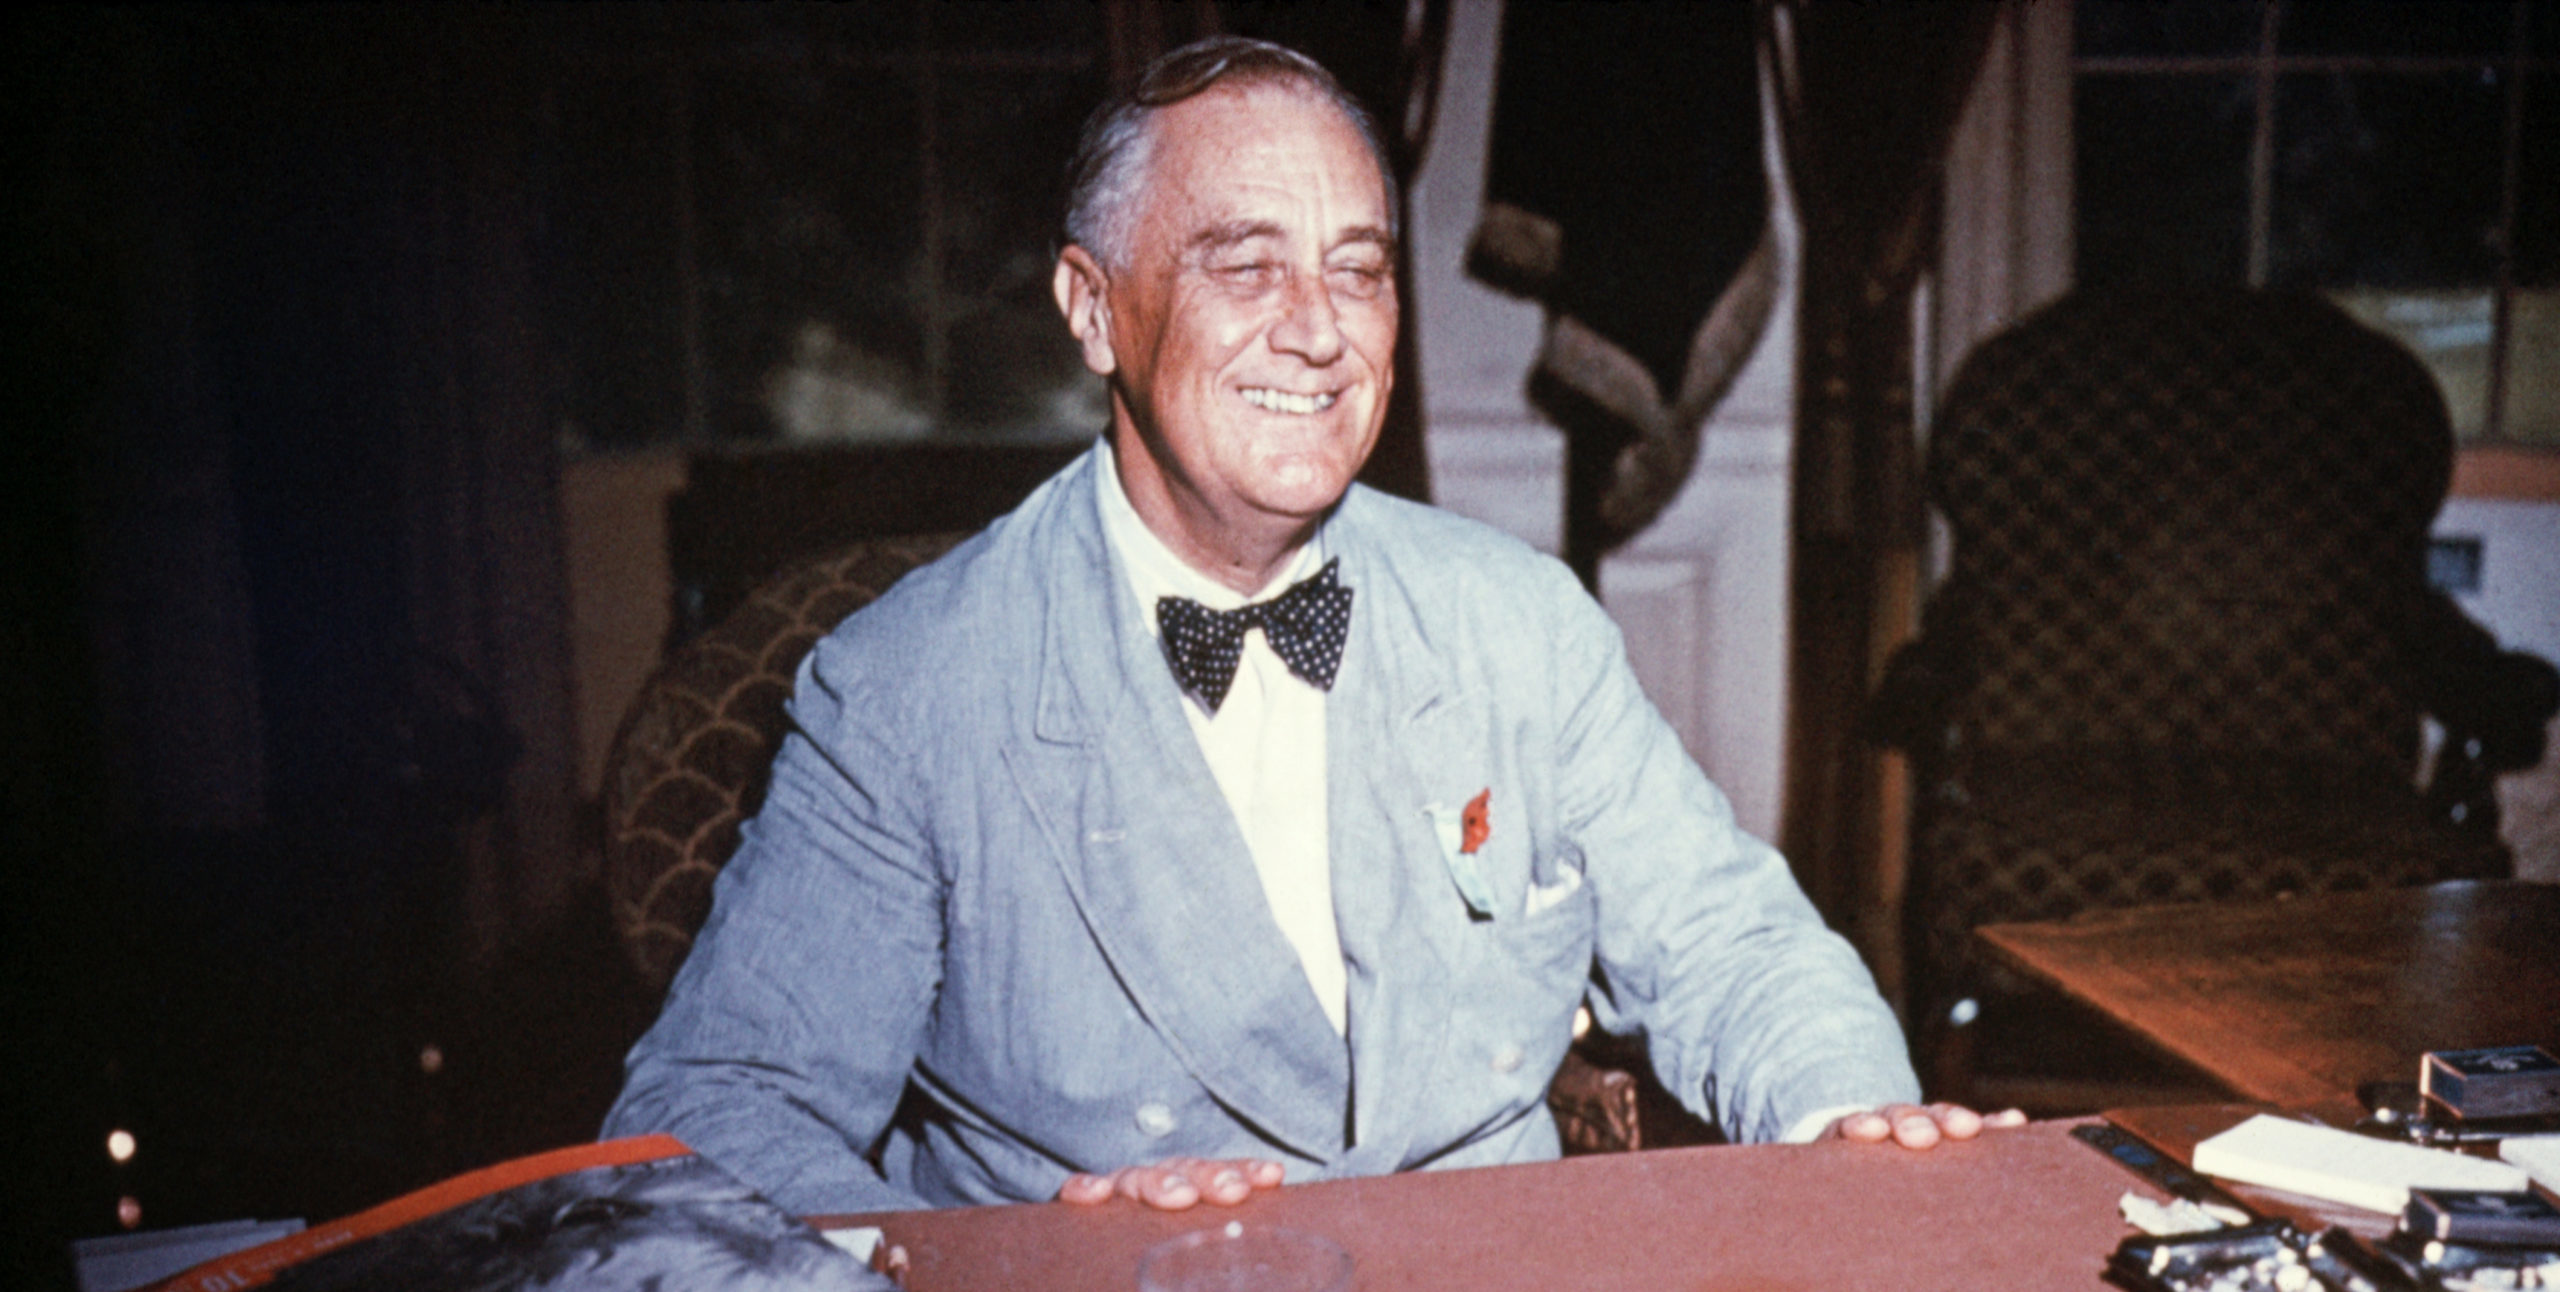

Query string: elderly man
604 37 2015 1218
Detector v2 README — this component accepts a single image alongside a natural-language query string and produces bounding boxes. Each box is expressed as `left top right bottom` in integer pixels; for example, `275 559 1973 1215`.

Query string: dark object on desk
2356 1082 2537 1148
1868 288 2560 1114
2106 1223 2411 1292
2404 1189 2560 1250
2074 1121 2257 1217
2376 1230 2560 1287
2423 1047 2560 1122
2359 1077 2560 1147
148 1138 885 1292
600 534 1650 1154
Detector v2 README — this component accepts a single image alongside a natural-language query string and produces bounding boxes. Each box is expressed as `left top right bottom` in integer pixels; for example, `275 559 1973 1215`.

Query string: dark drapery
1465 0 1777 587
1772 1 1998 958
51 8 582 967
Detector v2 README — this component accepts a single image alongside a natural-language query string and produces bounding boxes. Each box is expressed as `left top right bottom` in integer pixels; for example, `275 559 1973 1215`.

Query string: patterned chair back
603 534 966 990
1934 289 2447 772
1892 289 2519 1011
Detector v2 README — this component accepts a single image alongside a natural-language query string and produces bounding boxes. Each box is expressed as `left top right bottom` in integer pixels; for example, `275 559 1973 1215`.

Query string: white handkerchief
1523 866 1584 917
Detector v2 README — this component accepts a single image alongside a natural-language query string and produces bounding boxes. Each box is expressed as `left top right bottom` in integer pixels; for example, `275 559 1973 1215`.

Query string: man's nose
1268 270 1347 365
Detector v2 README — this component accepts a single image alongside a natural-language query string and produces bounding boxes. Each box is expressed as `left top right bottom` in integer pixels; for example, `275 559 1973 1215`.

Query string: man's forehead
1142 85 1389 227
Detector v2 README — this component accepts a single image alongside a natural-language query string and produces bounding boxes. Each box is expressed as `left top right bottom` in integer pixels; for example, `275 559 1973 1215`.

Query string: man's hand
1056 1157 1286 1209
1825 1102 2026 1149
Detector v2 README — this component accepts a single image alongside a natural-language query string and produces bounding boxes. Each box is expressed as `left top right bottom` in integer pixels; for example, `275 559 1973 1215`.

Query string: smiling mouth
1240 387 1338 415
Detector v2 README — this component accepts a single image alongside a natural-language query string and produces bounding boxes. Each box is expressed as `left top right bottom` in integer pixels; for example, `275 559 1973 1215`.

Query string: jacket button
1490 1043 1525 1074
1134 1102 1177 1138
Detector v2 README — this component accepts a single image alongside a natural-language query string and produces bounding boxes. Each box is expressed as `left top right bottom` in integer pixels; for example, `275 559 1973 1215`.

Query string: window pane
936 66 1109 440
696 62 926 442
2504 289 2560 444
2076 0 2263 58
550 67 689 450
2329 290 2494 438
2276 0 2512 57
2522 72 2560 287
2269 72 2504 289
2076 75 2254 288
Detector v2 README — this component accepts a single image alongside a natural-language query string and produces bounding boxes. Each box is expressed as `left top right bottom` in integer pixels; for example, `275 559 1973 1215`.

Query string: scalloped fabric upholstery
604 534 965 989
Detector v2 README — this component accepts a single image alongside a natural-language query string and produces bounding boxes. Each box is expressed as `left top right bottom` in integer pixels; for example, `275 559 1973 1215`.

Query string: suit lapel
1325 502 1474 1173
1002 455 1350 1160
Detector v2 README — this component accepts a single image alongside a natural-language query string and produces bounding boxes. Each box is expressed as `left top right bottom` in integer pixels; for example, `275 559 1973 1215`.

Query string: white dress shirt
1095 441 1347 1035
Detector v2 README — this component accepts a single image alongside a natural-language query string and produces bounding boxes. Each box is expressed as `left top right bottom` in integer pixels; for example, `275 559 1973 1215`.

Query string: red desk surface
822 1119 2160 1290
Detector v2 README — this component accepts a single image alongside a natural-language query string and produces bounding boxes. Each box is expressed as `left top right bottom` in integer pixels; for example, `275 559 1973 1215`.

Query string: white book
2191 1114 2530 1213
2502 1135 2560 1193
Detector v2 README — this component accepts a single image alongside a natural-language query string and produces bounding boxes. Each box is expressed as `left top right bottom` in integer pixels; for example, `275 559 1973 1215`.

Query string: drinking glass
1135 1221 1353 1292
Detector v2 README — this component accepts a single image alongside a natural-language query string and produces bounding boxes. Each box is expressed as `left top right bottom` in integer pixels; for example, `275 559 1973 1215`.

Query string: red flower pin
1460 788 1491 855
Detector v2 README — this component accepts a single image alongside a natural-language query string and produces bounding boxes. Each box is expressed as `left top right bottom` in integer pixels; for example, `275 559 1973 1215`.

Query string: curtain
1772 0 1999 970
64 9 582 972
381 35 584 969
1465 0 1777 586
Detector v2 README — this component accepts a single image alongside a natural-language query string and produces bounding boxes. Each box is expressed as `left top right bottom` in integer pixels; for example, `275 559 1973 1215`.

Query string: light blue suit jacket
605 448 1918 1216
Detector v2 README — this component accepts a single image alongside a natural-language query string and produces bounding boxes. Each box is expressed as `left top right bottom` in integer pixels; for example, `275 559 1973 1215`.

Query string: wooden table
826 1120 2165 1290
1976 880 2560 1124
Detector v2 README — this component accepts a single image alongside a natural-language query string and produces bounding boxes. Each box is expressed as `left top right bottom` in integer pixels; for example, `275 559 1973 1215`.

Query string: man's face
1059 83 1398 571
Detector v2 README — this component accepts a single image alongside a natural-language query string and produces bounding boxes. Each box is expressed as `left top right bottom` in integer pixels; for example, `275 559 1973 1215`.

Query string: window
542 4 1110 451
2074 0 2559 444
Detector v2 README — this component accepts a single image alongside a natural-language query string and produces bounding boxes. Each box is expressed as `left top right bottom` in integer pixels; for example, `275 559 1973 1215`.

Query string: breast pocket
1467 863 1596 1005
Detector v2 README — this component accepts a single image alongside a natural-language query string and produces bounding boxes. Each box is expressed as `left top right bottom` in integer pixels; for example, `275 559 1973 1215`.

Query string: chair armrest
2403 587 2560 776
1865 637 1969 752
1547 1048 1643 1155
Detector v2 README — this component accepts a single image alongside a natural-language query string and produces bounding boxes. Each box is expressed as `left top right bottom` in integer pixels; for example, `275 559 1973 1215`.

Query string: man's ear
1053 246 1117 378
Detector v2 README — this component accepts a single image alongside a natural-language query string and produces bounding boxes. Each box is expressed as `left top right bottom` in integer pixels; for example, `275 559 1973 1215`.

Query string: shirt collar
1095 437 1326 624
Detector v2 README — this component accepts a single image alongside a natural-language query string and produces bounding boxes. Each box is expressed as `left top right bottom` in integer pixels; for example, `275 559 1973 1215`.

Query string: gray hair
1061 36 1400 270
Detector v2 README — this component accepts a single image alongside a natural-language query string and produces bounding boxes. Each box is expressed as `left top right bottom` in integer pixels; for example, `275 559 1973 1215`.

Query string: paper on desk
2504 1135 2560 1193
2193 1114 2529 1213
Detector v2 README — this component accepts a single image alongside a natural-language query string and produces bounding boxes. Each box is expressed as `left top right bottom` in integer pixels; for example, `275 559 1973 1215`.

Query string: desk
1976 880 2560 1124
826 1120 2158 1290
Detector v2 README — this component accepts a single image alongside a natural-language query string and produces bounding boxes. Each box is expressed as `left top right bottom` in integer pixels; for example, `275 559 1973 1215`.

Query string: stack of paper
2191 1114 2530 1213
2503 1135 2560 1193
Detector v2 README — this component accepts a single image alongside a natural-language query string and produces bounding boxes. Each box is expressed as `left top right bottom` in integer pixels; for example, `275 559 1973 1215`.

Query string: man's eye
1212 261 1282 287
1328 265 1389 298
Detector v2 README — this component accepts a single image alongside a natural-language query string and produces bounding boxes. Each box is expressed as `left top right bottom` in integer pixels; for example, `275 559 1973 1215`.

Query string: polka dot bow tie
1156 558 1354 713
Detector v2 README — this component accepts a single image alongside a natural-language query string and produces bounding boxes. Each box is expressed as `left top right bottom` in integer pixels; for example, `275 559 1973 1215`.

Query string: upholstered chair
1870 289 2559 1110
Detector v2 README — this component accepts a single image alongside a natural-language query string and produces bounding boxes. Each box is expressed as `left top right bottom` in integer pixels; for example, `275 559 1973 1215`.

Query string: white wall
2435 499 2560 882
1409 0 1796 842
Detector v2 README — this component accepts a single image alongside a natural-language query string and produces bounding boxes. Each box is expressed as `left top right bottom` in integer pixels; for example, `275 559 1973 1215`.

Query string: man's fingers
1056 1172 1114 1205
1886 1105 1943 1148
1829 1102 2026 1150
1185 1158 1282 1206
1059 1157 1284 1210
1124 1160 1202 1209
